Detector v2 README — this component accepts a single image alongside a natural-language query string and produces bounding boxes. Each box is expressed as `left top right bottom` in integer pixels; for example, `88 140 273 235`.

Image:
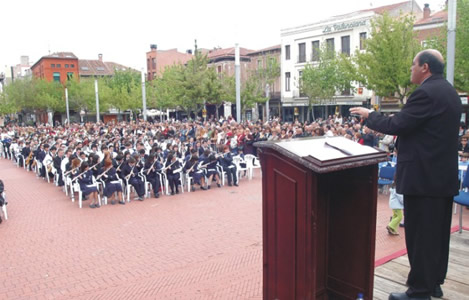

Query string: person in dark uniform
114 154 125 179
122 157 145 201
165 153 181 195
53 148 65 186
219 145 238 186
21 142 32 169
76 161 100 208
351 49 461 300
144 154 161 198
98 159 124 205
203 152 221 189
37 144 47 177
183 155 206 191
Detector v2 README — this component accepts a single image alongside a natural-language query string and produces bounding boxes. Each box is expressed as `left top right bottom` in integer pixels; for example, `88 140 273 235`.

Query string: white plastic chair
244 154 260 179
72 180 101 208
233 156 248 182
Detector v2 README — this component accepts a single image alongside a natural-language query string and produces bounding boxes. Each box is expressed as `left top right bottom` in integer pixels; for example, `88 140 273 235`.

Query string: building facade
13 56 32 80
30 52 79 84
280 0 422 122
146 44 193 80
247 45 282 120
206 47 253 119
79 54 131 78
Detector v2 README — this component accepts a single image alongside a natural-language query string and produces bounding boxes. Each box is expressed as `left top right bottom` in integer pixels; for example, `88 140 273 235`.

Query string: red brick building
413 4 447 44
146 45 193 80
30 52 79 84
247 45 282 119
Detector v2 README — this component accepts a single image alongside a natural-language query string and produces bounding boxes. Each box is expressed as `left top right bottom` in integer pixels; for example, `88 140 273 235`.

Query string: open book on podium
275 136 386 170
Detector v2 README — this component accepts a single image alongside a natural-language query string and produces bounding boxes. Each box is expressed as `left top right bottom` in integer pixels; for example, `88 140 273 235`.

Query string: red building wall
31 58 79 84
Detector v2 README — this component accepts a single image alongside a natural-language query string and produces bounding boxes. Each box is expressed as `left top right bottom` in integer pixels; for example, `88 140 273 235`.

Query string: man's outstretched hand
349 107 373 119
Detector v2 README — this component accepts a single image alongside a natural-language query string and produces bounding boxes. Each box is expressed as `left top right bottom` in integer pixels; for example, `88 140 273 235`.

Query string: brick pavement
0 158 467 299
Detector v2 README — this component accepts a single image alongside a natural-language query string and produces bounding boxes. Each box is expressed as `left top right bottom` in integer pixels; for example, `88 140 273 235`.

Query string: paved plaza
0 158 467 299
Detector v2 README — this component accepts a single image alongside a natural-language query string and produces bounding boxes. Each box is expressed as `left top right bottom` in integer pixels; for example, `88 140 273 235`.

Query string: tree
454 0 469 92
153 65 185 110
34 79 65 113
204 68 235 119
0 89 17 115
427 0 469 92
104 70 142 118
353 13 421 103
177 51 210 116
249 55 281 120
300 46 355 121
66 78 95 119
241 74 268 117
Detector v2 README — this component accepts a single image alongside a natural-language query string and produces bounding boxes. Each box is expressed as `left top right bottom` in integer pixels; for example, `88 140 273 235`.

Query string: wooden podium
255 137 388 300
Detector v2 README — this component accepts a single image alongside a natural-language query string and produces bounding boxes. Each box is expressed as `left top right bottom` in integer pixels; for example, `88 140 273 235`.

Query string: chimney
423 3 431 19
98 53 103 62
150 44 157 52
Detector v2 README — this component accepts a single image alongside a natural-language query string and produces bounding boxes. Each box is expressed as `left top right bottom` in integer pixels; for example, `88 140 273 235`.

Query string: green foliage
455 0 469 92
241 75 268 114
240 55 281 118
353 13 421 102
104 70 142 112
430 0 469 92
300 46 355 121
34 79 65 112
66 77 95 113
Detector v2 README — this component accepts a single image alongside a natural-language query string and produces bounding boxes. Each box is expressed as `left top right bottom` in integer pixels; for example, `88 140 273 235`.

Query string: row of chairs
378 161 467 233
25 152 260 208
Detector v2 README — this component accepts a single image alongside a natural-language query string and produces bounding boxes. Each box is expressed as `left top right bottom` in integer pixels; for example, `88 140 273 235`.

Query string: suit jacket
367 74 461 197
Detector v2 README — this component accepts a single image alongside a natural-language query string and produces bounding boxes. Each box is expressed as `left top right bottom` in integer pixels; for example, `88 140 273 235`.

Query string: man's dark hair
418 51 444 75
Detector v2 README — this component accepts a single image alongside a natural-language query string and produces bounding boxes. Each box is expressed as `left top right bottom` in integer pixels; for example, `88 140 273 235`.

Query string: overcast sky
1 0 446 72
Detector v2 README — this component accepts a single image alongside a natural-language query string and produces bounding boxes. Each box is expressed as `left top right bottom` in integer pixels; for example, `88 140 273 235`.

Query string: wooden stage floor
373 230 469 299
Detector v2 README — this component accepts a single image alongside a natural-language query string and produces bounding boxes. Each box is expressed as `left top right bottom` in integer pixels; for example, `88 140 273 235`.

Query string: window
65 64 69 68
257 59 263 69
152 58 156 69
97 67 105 71
217 65 222 73
53 72 60 82
359 32 367 50
67 72 73 80
341 35 350 56
326 38 335 53
56 64 61 68
147 58 150 70
312 40 320 61
51 64 55 68
285 45 290 60
81 66 89 71
298 43 306 63
269 57 276 68
71 64 75 68
285 72 291 92
299 71 306 97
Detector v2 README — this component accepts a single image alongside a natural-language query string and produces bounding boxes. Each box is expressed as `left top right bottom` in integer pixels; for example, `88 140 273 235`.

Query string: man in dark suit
351 49 461 300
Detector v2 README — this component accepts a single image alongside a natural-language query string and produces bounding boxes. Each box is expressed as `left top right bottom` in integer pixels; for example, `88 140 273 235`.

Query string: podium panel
256 137 387 300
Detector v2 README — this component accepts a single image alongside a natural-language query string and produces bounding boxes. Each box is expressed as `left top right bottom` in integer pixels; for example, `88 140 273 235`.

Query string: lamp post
446 0 457 85
265 83 270 121
141 69 147 121
65 87 70 125
235 43 241 122
94 79 100 123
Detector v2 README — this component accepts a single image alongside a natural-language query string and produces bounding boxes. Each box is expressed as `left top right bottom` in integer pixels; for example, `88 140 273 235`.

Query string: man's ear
422 63 430 73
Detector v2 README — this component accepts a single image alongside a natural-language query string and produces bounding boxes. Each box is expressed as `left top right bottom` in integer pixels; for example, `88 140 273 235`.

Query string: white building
280 0 421 122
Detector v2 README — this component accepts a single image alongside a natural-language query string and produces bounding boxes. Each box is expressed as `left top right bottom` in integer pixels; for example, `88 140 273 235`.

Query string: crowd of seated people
0 113 408 208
